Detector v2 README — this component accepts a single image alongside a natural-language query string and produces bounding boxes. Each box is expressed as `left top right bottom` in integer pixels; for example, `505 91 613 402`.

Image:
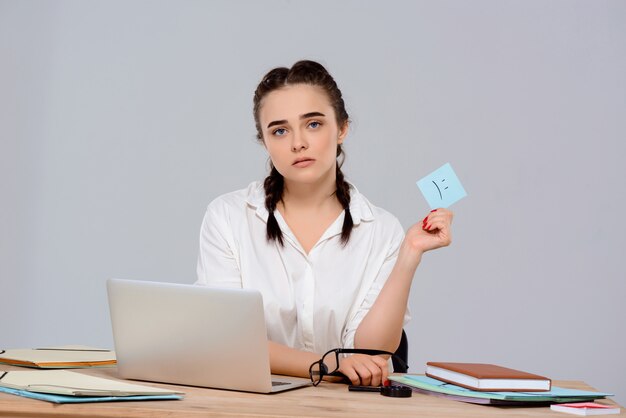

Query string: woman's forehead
259 84 335 122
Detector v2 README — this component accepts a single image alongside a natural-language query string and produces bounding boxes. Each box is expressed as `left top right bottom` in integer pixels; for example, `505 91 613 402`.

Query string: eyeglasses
308 348 408 386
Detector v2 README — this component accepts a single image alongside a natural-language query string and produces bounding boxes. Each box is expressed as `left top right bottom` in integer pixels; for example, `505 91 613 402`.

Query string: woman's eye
273 128 287 136
308 121 321 129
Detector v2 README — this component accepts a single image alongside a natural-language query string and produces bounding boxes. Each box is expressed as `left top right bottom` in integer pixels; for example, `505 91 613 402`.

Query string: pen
348 384 413 398
34 348 112 352
348 385 382 392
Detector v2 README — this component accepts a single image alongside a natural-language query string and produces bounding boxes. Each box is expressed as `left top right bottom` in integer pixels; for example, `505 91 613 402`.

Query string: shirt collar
245 181 269 221
245 181 375 225
347 183 374 225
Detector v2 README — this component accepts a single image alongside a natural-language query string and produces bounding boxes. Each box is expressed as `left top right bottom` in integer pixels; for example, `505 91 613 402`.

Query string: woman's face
259 84 348 187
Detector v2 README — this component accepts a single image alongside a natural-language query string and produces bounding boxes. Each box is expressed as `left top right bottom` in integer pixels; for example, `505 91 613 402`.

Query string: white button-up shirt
196 181 410 354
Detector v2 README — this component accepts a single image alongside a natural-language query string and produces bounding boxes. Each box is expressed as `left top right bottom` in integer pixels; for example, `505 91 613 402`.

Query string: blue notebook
390 375 612 403
0 385 183 404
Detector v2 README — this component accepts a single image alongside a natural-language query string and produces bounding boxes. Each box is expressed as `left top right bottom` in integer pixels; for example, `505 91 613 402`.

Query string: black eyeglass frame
308 348 408 386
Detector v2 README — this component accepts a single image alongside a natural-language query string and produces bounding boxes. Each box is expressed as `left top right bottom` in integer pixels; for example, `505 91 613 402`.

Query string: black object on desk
349 385 412 398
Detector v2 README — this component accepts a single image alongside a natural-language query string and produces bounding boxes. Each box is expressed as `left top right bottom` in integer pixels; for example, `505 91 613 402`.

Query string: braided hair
253 60 354 246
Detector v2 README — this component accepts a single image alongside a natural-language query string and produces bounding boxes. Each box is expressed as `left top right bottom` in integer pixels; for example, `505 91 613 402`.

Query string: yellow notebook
0 346 116 368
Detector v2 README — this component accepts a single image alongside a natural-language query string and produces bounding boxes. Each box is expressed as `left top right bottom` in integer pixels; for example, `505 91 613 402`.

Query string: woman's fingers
422 208 454 231
341 366 362 386
359 358 386 386
353 360 373 386
338 355 389 386
422 209 454 248
406 208 454 253
370 356 389 386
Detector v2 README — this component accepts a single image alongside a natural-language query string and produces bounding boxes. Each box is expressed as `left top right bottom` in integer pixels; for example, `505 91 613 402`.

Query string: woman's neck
281 175 339 211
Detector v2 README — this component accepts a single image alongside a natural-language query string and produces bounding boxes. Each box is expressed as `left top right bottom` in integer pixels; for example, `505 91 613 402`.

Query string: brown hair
253 60 353 246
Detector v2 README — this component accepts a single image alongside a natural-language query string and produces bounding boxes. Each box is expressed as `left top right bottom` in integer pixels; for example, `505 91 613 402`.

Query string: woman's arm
270 210 452 387
354 209 454 352
269 341 390 386
268 341 319 378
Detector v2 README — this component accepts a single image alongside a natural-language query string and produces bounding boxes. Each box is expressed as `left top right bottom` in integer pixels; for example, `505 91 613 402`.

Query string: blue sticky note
416 163 467 209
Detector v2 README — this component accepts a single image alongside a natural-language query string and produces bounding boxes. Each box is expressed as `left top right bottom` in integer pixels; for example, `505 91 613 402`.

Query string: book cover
0 346 116 368
426 362 551 392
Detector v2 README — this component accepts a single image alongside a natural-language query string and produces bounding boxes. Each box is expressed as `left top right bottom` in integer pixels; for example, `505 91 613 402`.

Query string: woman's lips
293 159 315 168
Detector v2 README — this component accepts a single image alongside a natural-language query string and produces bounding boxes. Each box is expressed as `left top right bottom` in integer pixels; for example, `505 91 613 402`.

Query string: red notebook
550 402 621 416
426 362 551 392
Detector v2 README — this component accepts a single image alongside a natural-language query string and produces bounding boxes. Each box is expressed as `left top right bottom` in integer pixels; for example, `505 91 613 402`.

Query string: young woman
196 60 453 387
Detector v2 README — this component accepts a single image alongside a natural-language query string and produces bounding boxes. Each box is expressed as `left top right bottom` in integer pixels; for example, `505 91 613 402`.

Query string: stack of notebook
0 345 183 403
389 363 614 406
0 370 184 403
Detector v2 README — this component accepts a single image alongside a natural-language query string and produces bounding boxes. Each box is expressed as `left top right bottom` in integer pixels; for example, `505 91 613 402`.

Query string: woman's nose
291 131 309 152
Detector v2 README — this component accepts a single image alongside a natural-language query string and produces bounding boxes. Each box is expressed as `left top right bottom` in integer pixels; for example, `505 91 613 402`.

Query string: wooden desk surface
0 366 623 418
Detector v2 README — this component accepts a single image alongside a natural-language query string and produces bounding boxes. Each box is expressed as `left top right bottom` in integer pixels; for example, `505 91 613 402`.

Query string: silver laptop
106 278 310 393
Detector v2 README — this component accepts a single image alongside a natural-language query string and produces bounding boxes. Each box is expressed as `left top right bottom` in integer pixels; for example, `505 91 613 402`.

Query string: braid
263 166 285 246
335 164 354 245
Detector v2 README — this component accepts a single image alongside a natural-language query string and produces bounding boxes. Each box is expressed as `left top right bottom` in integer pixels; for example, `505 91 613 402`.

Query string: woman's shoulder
205 181 265 214
349 184 403 231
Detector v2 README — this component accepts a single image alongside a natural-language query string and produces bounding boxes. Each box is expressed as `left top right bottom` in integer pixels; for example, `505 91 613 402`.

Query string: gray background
2 0 625 404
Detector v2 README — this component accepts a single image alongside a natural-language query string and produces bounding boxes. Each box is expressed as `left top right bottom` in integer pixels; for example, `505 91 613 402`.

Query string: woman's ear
337 121 349 145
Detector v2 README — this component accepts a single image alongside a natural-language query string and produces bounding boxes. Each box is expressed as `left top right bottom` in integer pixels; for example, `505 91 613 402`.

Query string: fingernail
431 209 437 212
426 224 431 230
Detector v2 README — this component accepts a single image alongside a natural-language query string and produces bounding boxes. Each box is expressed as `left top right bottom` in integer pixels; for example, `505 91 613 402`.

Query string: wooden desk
0 366 623 418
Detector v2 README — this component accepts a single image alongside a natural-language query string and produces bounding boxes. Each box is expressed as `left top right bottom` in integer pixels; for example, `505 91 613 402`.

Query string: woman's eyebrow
267 119 288 129
300 111 325 119
267 112 326 129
